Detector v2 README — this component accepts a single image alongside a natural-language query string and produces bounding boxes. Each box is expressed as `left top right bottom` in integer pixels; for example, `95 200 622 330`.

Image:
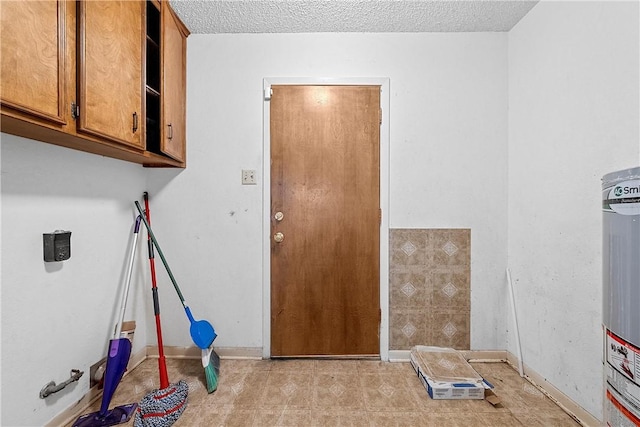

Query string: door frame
262 77 391 360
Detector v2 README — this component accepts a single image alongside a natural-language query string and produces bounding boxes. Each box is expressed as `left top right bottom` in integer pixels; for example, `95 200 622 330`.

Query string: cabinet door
78 1 143 149
1 1 66 125
160 2 187 162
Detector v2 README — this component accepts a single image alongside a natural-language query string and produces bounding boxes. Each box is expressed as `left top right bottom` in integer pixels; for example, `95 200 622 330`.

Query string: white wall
1 134 150 426
508 0 639 420
147 32 509 352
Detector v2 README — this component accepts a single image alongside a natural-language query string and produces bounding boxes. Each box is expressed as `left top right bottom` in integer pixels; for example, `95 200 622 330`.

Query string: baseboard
388 349 411 362
506 352 601 427
145 345 263 360
145 344 201 359
462 350 508 361
128 346 147 369
388 349 508 362
214 346 263 359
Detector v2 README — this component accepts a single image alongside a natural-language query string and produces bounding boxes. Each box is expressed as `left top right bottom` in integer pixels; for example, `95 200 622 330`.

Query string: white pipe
507 268 524 377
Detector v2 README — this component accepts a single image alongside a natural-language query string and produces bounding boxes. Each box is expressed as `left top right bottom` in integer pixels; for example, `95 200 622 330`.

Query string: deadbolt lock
274 211 284 221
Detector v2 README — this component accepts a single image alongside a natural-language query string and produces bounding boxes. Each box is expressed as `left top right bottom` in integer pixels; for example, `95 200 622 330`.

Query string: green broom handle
134 201 186 303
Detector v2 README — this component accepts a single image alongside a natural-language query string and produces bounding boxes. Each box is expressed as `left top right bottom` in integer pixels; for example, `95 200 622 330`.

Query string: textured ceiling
169 0 539 34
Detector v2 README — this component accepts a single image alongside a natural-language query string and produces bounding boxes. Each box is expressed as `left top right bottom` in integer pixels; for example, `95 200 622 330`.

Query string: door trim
262 77 391 360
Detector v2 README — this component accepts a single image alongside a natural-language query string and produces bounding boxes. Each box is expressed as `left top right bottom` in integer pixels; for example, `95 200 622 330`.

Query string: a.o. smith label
604 179 640 215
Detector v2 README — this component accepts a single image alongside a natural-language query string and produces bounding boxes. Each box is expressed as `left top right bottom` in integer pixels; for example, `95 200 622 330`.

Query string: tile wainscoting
389 229 471 350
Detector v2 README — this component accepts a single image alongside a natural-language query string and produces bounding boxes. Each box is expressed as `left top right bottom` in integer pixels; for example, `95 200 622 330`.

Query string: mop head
133 380 188 427
72 403 138 427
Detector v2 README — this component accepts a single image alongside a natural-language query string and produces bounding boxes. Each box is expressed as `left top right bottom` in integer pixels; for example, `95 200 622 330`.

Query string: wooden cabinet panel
78 1 143 149
1 1 66 125
160 2 187 162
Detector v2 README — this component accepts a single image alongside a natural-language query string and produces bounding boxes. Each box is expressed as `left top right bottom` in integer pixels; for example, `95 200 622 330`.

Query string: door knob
274 211 284 221
274 232 284 243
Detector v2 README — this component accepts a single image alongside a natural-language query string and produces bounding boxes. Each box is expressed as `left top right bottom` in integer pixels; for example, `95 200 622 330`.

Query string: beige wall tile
430 267 471 310
428 308 471 350
389 229 429 267
390 270 431 309
429 229 470 267
389 308 429 350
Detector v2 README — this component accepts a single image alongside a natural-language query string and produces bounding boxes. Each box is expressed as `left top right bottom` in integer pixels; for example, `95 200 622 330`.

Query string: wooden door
160 2 187 162
78 1 143 149
0 1 66 125
270 85 380 357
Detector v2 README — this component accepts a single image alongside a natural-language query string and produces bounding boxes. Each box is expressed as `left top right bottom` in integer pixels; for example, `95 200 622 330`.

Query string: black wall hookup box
43 230 71 262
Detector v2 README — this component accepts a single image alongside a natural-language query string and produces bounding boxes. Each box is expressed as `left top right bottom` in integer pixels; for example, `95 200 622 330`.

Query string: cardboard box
410 346 493 400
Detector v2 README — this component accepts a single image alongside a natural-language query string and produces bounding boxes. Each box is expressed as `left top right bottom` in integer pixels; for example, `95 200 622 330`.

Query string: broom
134 200 220 393
202 346 220 392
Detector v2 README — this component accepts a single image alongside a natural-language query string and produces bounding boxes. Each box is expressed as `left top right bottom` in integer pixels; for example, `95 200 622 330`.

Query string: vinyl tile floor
67 357 580 426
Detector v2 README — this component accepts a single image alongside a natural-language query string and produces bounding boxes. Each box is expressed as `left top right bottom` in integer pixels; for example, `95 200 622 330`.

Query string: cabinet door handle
71 102 80 120
167 123 173 140
132 112 138 133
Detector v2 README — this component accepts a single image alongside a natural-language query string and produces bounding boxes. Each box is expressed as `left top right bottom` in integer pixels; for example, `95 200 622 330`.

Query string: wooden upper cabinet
0 1 66 125
77 1 144 149
160 1 188 162
1 0 187 167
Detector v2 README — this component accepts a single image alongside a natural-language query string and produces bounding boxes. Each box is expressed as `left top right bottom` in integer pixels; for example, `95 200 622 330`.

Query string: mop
73 216 142 427
134 193 188 427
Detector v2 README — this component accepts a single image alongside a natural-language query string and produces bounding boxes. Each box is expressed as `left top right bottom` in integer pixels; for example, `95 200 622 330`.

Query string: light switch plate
242 169 257 185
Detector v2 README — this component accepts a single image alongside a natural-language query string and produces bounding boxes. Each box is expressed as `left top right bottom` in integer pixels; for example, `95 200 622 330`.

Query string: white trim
505 352 600 427
388 350 412 362
262 77 391 360
389 349 509 363
145 345 263 360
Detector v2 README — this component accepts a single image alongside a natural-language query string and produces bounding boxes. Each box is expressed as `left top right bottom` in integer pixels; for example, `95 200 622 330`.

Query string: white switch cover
242 169 257 185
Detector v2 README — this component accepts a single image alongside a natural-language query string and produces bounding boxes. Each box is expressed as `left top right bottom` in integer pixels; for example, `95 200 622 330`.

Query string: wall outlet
242 169 257 185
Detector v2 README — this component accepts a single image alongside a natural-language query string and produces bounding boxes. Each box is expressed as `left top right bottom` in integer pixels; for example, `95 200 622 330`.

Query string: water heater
602 166 640 426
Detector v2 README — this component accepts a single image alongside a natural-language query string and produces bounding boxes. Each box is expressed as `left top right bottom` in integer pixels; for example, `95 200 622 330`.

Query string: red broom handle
144 192 170 390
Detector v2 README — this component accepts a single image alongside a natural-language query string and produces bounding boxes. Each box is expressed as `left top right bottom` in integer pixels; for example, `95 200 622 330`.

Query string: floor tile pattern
389 229 471 350
65 358 580 426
